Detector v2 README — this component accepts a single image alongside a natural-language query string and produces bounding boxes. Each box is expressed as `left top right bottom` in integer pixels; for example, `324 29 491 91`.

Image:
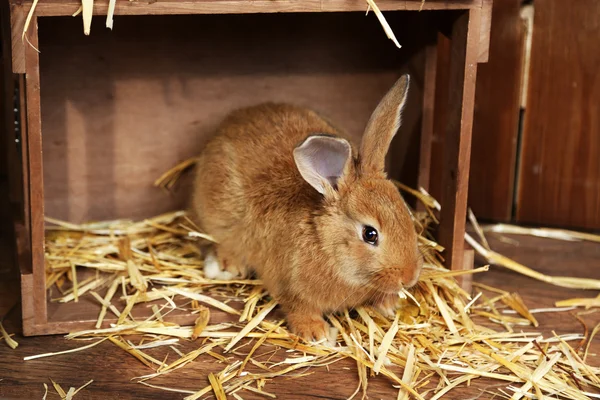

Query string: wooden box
1 0 491 336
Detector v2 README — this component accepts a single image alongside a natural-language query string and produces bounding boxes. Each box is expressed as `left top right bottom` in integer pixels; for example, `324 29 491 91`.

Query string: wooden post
21 16 47 333
416 40 438 208
438 9 481 279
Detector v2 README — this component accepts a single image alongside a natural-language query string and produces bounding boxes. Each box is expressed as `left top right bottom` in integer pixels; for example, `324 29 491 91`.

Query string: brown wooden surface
37 13 424 224
469 0 524 222
0 0 10 239
516 0 600 230
8 5 25 74
13 0 484 19
477 0 493 62
2 232 599 399
23 19 47 331
438 9 481 273
425 32 450 206
416 41 437 204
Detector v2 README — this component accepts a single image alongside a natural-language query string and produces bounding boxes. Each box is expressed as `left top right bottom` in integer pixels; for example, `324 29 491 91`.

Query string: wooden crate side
15 0 483 18
416 40 438 206
23 18 47 329
438 9 481 274
9 5 25 74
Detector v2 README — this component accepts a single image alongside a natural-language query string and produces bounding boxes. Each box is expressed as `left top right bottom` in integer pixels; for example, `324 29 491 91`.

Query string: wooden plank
416 40 437 202
37 13 421 223
23 18 47 327
459 248 474 292
478 0 493 63
438 9 481 272
469 0 524 221
516 0 600 230
427 32 451 205
9 5 25 74
18 74 29 233
15 0 483 17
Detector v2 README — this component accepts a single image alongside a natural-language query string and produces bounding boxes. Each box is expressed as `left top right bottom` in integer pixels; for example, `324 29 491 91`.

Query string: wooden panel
478 0 493 62
18 0 483 18
427 32 451 205
516 0 600 230
24 19 47 326
39 13 428 223
416 41 438 201
468 0 524 221
9 5 25 73
438 9 481 272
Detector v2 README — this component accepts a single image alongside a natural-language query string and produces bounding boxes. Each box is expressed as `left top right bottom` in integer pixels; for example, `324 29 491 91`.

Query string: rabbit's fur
192 75 423 340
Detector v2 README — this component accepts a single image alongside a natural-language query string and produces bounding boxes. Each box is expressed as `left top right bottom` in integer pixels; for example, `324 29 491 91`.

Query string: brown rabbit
192 74 423 341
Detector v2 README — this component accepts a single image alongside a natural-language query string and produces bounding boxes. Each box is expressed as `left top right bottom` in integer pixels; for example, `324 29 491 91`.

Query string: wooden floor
0 232 599 399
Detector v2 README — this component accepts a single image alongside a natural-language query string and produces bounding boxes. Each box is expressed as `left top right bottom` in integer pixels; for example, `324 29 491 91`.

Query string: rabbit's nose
401 256 423 288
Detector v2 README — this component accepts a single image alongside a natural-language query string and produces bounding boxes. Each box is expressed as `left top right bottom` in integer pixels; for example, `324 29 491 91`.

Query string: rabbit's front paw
287 312 330 342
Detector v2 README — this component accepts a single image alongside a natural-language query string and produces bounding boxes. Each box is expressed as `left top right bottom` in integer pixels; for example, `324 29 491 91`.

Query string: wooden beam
9 5 25 74
416 40 438 206
23 17 47 328
438 9 481 274
13 0 483 17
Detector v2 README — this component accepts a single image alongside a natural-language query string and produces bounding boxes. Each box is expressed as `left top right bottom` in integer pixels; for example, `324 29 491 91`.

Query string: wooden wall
515 0 600 230
469 0 524 222
429 0 525 223
438 0 600 231
37 13 428 223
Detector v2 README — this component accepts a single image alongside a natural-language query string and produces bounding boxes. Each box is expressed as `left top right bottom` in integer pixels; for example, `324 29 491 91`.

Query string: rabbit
191 74 423 341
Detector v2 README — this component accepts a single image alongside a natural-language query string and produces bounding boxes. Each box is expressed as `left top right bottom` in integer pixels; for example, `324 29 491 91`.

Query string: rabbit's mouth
369 277 404 295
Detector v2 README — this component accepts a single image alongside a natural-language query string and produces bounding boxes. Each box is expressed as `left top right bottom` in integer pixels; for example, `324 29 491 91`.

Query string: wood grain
516 0 600 230
478 0 493 62
38 13 423 224
469 0 524 221
2 233 599 399
425 32 451 205
9 4 25 74
14 0 484 18
438 9 481 273
24 18 46 328
416 40 437 205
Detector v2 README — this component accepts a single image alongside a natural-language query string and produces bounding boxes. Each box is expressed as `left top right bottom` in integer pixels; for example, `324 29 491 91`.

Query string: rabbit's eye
362 226 378 245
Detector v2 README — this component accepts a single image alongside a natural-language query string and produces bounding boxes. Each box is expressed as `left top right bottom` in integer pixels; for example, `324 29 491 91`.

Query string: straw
34 157 600 399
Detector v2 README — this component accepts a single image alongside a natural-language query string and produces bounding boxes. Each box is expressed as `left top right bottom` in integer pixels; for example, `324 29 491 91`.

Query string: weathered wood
9 5 25 74
469 0 524 221
478 0 493 62
23 18 46 329
37 13 420 223
17 74 29 241
459 248 474 292
416 40 437 206
516 0 600 230
13 0 484 18
438 9 481 276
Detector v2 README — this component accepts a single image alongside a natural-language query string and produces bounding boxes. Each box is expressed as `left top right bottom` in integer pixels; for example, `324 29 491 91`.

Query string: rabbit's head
293 75 423 294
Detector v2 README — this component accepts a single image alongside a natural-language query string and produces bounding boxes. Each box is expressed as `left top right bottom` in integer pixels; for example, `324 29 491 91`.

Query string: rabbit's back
192 103 344 244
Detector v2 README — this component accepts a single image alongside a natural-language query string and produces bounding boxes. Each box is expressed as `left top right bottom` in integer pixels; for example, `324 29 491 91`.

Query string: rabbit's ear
359 74 410 174
293 135 352 195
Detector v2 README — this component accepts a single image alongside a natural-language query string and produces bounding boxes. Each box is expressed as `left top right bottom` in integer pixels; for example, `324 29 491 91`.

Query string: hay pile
33 175 600 399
